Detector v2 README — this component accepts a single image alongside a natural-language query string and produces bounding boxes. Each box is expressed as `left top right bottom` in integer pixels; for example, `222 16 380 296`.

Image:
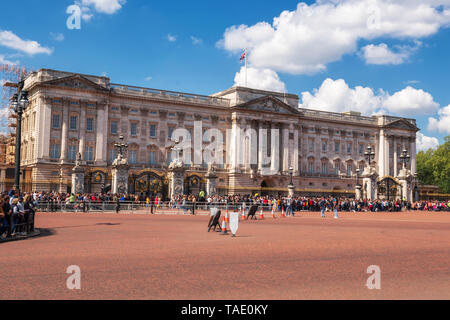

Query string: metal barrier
34 201 282 215
31 200 450 215
0 212 35 239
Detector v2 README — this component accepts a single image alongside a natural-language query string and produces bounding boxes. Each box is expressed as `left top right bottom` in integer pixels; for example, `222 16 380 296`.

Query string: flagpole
245 48 247 87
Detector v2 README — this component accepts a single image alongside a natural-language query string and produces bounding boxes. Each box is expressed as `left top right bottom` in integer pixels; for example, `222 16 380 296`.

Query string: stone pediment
385 119 419 131
234 96 302 115
41 74 109 92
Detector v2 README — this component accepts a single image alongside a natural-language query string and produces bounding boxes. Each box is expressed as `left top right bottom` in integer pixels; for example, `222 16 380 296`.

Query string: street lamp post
10 82 29 193
363 146 375 200
364 145 375 166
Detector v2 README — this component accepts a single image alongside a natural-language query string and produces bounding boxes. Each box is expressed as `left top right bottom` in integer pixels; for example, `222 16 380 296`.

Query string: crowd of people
0 190 36 239
1 188 449 239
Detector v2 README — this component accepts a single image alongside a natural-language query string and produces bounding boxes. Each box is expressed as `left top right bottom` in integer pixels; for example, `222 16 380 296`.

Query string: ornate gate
132 171 167 198
377 176 400 200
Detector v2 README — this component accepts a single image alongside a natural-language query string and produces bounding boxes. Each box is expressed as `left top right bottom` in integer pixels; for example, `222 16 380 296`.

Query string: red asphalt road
1 211 449 300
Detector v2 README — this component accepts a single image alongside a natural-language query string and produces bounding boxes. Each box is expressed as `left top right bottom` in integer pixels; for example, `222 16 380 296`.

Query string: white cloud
299 78 440 116
50 32 65 42
300 78 384 114
0 54 16 65
0 30 52 55
428 104 450 134
234 67 286 92
361 43 415 65
191 36 203 45
219 0 450 74
70 0 125 22
167 34 177 42
145 76 152 81
416 132 439 151
80 0 126 14
383 86 439 115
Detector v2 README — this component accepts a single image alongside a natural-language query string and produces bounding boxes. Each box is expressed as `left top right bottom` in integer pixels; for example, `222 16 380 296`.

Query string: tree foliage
416 136 450 193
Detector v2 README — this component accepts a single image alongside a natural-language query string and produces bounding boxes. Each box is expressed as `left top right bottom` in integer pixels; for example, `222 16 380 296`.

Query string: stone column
230 116 241 173
72 163 85 195
95 102 107 165
282 123 290 174
205 168 218 196
355 185 362 200
60 98 69 162
393 136 398 177
79 101 86 159
410 136 416 175
270 122 280 175
384 134 390 177
112 162 129 194
378 130 385 177
244 119 251 171
168 165 185 198
293 125 299 175
258 121 265 174
38 96 52 159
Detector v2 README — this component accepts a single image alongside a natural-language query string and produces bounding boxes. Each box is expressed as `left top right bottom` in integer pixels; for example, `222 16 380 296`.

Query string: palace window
322 140 327 152
335 141 340 153
149 124 156 138
130 123 137 136
129 150 137 164
69 116 77 130
347 163 352 176
68 145 77 161
308 161 314 174
149 151 156 165
168 127 174 139
308 139 314 152
334 162 340 175
86 118 94 132
50 144 61 159
359 144 364 155
52 115 60 129
111 121 118 135
347 142 352 154
109 149 117 162
321 162 327 174
84 146 94 161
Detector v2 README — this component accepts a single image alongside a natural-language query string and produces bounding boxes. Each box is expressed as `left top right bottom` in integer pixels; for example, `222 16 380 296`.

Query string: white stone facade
18 69 419 198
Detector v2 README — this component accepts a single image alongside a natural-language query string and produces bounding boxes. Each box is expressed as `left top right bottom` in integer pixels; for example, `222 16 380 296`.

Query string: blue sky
1 0 449 150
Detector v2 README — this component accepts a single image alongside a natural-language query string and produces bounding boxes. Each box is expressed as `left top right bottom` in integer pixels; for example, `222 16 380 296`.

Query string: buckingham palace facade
13 69 419 199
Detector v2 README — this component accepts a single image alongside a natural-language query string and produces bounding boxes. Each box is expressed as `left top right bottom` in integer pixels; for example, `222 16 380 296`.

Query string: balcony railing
302 109 377 125
110 84 230 107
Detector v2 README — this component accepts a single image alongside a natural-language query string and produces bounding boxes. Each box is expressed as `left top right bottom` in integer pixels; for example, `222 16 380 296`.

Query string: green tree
429 136 450 193
417 136 450 193
416 149 434 185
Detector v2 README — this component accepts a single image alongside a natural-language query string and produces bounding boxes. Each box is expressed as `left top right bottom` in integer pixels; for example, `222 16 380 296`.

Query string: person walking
332 197 339 219
115 195 120 213
320 197 326 218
